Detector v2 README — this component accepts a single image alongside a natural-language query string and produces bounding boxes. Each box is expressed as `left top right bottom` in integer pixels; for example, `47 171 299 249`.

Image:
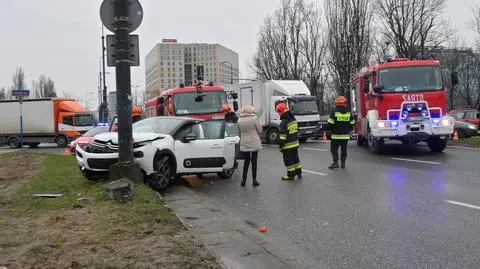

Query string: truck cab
352 58 456 153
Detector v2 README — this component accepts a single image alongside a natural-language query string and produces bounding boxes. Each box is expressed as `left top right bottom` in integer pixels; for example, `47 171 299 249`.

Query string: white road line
389 157 442 165
445 200 480 211
303 148 328 152
303 169 327 176
447 145 480 150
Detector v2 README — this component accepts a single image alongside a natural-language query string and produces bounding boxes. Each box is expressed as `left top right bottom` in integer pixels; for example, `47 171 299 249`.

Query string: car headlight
468 124 477 130
133 141 151 148
377 121 386 128
441 118 454 126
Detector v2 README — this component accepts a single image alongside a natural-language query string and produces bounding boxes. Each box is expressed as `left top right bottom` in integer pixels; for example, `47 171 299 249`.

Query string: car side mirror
231 92 238 99
373 85 384 93
182 132 197 143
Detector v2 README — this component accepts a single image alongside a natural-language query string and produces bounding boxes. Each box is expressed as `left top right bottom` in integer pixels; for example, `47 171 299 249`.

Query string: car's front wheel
151 156 174 192
218 168 235 179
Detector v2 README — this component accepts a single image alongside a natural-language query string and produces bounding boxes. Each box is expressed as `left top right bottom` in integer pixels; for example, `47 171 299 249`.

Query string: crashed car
76 117 240 191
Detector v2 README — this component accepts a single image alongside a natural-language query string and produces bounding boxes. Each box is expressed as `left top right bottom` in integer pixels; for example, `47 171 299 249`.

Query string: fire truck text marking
402 94 424 102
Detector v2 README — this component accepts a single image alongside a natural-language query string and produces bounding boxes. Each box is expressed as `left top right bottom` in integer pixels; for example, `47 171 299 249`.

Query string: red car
449 109 480 126
66 126 109 155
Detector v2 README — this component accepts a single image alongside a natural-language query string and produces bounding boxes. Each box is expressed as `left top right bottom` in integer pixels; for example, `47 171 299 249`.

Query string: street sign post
100 0 143 182
11 89 30 149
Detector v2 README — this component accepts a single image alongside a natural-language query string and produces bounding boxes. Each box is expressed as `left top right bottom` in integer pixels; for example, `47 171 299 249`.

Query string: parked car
449 109 480 126
76 117 240 191
454 120 478 138
67 126 110 155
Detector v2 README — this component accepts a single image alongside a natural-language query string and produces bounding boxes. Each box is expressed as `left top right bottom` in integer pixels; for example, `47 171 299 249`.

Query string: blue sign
12 90 30 96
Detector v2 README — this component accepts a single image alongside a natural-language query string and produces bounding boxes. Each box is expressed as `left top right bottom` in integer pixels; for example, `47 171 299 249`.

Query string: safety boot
341 159 346 169
282 176 294 181
328 163 339 170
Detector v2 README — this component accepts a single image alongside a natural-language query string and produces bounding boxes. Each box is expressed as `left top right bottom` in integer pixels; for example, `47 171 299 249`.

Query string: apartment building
145 39 239 99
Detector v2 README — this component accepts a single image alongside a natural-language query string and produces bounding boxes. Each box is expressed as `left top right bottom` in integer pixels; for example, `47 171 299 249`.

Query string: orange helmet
275 102 288 115
335 96 347 106
222 104 231 112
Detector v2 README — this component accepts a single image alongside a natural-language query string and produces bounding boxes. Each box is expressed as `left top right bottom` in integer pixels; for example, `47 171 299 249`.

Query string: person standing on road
327 96 356 169
222 104 238 123
237 105 262 187
276 102 302 180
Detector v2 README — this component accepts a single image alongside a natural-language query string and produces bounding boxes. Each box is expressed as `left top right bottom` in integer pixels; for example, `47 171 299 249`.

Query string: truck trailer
225 80 320 143
0 98 95 148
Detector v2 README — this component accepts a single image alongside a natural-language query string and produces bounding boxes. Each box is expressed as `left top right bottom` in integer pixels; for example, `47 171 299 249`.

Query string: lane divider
445 200 480 211
303 169 327 176
389 157 442 165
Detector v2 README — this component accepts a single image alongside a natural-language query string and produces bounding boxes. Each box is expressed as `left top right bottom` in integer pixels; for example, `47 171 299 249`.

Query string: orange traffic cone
322 131 328 142
453 130 459 140
64 148 71 156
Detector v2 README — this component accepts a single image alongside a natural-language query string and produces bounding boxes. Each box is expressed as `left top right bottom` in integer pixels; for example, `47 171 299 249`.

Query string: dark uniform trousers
279 120 302 177
330 140 348 164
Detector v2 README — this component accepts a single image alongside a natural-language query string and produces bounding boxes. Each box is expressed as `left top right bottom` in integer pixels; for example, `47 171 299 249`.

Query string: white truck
225 80 320 144
0 98 95 148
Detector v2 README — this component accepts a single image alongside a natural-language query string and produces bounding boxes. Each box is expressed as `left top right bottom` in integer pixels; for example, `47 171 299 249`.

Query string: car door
465 111 480 125
223 121 240 169
174 120 226 174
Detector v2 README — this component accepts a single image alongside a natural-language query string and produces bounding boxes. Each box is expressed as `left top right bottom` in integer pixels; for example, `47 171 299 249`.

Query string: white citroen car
75 117 240 191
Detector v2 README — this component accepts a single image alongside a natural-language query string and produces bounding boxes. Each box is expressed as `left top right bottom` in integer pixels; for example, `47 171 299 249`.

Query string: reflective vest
327 108 356 140
279 113 299 150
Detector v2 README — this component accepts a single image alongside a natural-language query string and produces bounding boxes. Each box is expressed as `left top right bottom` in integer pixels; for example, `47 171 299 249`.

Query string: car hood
94 132 165 144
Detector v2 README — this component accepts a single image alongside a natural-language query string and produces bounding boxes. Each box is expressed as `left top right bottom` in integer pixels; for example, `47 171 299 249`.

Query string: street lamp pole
101 26 108 122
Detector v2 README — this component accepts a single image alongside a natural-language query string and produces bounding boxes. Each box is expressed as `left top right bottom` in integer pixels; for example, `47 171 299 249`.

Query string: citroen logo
185 160 192 167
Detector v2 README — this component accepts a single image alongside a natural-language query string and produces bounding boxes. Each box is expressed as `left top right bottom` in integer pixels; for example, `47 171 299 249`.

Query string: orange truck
0 98 95 148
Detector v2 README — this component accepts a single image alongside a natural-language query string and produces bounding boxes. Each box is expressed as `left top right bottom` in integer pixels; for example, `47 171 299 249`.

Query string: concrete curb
162 185 327 269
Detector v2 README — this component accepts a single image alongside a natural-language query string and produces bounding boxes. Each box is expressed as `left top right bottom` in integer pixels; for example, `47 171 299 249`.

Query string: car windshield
289 99 318 115
84 127 109 137
174 91 226 115
378 66 443 93
132 117 185 135
75 114 94 127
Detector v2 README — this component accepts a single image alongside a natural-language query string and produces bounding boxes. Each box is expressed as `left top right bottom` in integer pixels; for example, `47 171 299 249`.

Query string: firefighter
276 102 302 180
222 104 238 123
327 96 356 169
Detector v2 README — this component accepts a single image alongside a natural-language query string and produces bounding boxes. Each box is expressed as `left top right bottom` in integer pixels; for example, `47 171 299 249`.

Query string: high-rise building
145 39 239 99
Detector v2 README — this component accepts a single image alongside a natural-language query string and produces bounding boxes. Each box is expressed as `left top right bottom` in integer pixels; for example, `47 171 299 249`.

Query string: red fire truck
351 57 457 153
144 83 237 120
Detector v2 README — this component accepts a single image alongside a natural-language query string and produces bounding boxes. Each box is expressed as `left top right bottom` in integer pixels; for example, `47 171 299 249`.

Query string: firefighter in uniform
222 104 238 123
276 102 302 180
327 96 356 169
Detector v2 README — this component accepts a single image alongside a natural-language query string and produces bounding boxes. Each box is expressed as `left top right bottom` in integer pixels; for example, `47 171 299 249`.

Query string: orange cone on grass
453 130 459 140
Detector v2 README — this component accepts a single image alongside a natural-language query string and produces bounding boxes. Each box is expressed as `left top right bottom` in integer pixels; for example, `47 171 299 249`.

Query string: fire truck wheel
8 137 20 149
356 135 367 146
427 137 447 153
367 133 383 154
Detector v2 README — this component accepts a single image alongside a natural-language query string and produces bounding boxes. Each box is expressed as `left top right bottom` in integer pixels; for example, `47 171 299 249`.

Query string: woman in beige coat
237 105 262 187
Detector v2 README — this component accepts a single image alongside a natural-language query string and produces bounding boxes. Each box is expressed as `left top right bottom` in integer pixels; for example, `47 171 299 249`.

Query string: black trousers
242 151 258 180
282 149 302 177
330 140 348 163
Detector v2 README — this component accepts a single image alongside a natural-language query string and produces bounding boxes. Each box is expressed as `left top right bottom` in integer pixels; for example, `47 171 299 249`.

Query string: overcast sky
0 0 478 110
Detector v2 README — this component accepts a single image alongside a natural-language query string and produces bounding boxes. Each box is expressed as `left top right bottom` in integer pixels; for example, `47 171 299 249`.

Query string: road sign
100 0 143 33
11 90 30 97
106 34 140 67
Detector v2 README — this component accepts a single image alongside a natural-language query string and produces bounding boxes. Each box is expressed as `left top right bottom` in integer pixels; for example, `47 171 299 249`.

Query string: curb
162 185 328 269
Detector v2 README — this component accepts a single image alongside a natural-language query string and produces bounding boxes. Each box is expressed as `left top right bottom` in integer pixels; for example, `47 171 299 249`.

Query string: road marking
303 169 327 176
303 147 328 152
445 200 480 211
389 157 441 165
448 145 480 150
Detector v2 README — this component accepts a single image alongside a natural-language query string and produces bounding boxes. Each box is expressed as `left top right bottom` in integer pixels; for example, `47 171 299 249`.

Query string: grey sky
0 0 478 110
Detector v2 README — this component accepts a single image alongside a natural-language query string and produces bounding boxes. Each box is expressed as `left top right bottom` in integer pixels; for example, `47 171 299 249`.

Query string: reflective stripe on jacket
279 111 299 150
328 107 356 140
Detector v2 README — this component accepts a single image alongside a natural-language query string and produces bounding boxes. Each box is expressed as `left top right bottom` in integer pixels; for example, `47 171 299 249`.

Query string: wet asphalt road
180 141 480 269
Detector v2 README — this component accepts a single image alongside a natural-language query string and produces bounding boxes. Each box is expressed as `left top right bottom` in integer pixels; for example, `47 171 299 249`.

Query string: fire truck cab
351 57 457 153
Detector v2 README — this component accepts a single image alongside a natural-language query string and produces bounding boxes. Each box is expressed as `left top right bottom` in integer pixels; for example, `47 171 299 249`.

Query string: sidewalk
163 185 330 269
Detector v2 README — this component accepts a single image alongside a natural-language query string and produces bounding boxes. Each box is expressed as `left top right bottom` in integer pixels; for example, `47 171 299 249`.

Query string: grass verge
0 153 220 269
449 136 480 148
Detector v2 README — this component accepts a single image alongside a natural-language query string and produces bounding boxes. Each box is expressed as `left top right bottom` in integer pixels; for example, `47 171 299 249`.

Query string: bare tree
12 67 26 91
61 91 74 99
472 5 480 36
374 0 452 59
325 0 374 100
33 75 57 98
0 87 6 100
251 0 308 80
